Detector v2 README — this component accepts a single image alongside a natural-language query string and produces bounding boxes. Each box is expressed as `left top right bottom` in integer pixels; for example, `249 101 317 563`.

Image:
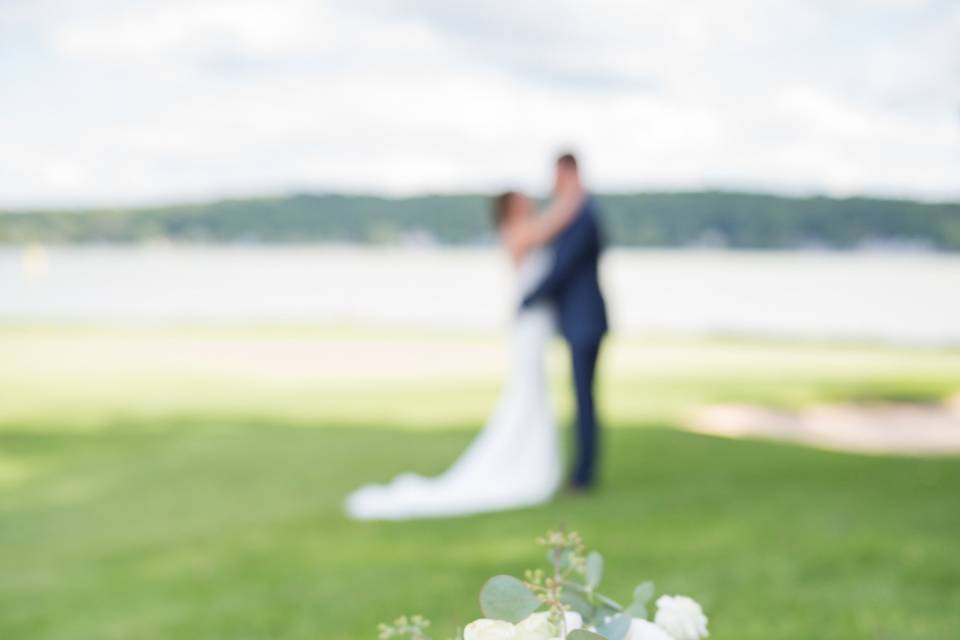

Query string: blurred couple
347 153 607 520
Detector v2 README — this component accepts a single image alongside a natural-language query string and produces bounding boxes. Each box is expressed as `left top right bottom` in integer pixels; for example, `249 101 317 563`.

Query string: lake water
2 245 959 344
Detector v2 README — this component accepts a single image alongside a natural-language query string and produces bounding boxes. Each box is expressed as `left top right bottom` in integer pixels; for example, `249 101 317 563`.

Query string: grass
1 326 959 639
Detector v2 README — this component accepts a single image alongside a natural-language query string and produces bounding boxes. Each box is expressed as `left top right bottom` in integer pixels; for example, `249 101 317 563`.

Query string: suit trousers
569 337 603 487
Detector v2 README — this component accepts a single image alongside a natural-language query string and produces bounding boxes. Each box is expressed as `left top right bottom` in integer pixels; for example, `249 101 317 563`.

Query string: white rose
625 618 674 640
464 619 517 640
562 612 584 634
653 596 709 640
515 613 553 640
515 611 583 640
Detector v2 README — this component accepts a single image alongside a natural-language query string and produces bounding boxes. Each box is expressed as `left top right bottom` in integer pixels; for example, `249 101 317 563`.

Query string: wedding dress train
345 250 561 520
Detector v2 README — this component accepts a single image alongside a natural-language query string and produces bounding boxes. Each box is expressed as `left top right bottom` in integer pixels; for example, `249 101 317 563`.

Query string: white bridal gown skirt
345 252 561 520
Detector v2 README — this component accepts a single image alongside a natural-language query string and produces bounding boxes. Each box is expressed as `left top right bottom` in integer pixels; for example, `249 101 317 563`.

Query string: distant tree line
1 191 958 250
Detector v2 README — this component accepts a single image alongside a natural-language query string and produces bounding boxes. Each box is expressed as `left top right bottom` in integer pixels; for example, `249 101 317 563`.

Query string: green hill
2 191 958 250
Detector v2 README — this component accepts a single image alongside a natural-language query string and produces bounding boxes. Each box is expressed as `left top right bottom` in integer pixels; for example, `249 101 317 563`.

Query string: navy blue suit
523 195 608 487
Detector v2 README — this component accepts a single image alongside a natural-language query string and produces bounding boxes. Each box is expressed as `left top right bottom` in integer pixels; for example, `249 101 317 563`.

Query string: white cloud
0 0 957 207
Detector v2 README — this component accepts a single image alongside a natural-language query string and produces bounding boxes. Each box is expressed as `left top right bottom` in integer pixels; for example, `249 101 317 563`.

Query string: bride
345 187 583 520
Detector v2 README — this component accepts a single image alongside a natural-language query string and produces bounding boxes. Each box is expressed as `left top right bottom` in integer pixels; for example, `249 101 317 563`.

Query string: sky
1 0 958 207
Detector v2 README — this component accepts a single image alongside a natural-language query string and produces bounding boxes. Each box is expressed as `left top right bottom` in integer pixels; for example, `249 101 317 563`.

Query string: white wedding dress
345 249 561 520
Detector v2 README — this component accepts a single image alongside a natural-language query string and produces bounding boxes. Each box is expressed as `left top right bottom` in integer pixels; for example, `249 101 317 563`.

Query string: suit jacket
522 195 608 346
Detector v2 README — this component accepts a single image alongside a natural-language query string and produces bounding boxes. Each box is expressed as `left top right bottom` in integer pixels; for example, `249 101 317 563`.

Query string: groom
523 153 608 490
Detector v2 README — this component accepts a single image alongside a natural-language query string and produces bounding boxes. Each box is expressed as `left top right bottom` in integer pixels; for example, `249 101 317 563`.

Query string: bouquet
379 530 708 640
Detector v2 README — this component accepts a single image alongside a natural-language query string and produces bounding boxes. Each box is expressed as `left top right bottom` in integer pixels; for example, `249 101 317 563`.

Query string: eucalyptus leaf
479 575 541 623
562 580 588 593
586 552 604 589
625 602 647 620
597 613 632 640
562 581 623 616
567 631 606 640
594 592 624 612
560 590 594 618
633 581 655 606
547 547 574 571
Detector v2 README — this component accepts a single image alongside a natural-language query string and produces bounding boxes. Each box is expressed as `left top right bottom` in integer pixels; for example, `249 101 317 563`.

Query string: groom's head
555 152 581 193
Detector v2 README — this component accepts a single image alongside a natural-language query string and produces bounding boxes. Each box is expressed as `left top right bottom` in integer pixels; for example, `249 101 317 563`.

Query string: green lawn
1 327 959 639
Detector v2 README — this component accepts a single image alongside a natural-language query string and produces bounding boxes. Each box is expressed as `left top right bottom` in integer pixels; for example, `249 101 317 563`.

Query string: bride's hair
491 191 519 228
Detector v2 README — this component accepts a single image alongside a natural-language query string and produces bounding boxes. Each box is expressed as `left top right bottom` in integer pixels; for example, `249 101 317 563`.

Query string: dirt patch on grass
688 396 960 455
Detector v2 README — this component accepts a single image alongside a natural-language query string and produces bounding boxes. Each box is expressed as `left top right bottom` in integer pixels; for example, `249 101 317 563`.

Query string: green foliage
500 530 664 638
586 552 604 590
626 582 655 619
568 631 607 640
392 531 651 638
2 191 959 250
532 530 589 631
596 613 632 640
479 575 542 623
560 589 594 618
378 615 431 639
633 583 655 605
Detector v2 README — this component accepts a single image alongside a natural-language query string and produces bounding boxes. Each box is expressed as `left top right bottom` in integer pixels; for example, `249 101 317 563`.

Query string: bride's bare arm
506 189 584 261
